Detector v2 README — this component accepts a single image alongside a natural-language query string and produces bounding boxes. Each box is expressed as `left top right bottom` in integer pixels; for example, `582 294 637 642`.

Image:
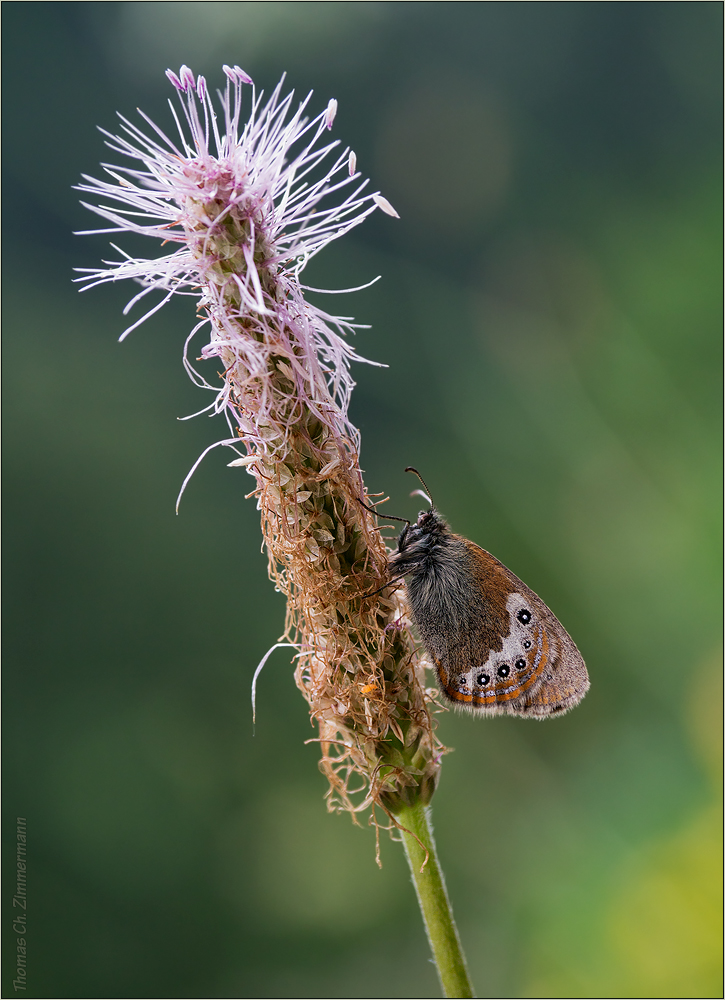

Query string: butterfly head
395 506 451 563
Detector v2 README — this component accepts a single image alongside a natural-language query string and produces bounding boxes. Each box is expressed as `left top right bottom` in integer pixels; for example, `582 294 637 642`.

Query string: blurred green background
2 3 721 997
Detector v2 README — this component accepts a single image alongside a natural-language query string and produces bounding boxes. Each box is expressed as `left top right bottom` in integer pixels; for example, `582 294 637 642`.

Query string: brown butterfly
364 469 589 718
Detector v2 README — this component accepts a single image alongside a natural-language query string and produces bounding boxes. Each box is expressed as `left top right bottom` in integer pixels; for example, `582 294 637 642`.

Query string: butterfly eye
515 658 526 670
523 640 532 649
517 608 532 625
476 672 490 686
497 664 510 678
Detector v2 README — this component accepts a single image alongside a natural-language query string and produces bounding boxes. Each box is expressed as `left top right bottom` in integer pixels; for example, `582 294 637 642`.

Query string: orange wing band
437 626 551 705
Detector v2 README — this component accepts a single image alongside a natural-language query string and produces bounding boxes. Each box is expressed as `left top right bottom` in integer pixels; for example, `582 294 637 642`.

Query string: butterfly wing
433 541 588 718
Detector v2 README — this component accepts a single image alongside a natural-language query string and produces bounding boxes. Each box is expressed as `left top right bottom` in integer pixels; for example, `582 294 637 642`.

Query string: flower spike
76 66 440 833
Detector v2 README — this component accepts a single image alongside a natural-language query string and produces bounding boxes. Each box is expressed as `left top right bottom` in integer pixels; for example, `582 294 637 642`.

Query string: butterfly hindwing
435 542 587 717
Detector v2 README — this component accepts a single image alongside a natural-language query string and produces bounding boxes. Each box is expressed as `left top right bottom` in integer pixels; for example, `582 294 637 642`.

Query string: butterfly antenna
356 496 410 528
404 467 435 508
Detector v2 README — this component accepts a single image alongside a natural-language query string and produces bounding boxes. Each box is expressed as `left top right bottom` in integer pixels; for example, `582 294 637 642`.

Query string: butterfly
363 469 589 718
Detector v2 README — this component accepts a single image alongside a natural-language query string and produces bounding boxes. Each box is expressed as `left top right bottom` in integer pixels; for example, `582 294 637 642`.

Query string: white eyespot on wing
455 673 471 693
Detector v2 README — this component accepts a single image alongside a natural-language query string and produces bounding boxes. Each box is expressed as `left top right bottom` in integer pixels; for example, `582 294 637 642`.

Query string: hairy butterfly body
384 478 588 718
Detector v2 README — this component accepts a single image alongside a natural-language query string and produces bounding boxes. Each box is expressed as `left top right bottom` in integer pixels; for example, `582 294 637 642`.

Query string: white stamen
373 194 400 218
251 643 300 724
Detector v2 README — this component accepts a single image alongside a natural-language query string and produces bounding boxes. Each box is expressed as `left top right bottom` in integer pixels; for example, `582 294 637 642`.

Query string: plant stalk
396 800 476 998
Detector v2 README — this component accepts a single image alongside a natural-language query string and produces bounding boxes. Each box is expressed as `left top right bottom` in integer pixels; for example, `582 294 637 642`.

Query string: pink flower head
76 66 397 477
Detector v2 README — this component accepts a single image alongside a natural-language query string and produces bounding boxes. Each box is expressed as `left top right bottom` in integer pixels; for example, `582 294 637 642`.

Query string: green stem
395 800 476 998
